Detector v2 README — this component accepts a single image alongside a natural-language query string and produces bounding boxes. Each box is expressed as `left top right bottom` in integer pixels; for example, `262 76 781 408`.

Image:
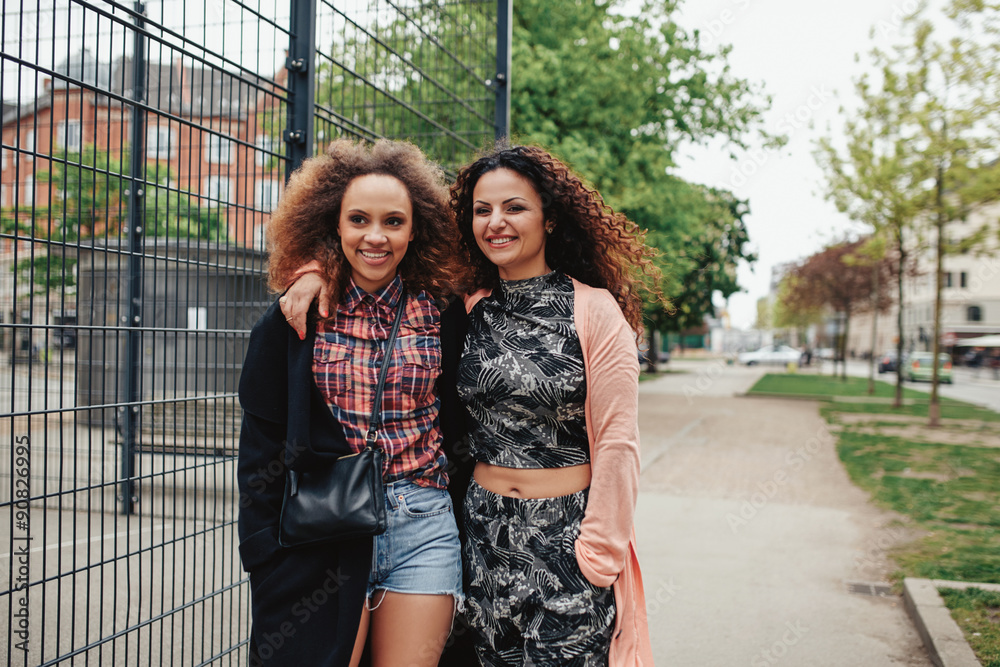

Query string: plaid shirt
313 275 448 489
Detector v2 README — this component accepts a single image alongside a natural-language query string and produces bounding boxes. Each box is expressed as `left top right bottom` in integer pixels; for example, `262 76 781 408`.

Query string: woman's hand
279 272 330 340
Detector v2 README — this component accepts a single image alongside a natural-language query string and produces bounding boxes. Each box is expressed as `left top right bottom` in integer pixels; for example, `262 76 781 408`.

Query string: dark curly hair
267 139 466 301
450 143 664 333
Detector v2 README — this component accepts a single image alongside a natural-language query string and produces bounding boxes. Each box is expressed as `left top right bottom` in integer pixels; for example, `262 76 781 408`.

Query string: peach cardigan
467 277 654 666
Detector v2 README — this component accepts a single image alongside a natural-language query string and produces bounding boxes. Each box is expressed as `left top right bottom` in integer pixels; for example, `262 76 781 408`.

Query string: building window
253 223 266 251
254 179 280 212
944 272 953 288
146 126 173 159
23 176 33 205
968 305 982 322
204 134 233 164
25 130 35 161
61 120 82 152
960 271 968 288
255 134 274 166
203 176 232 206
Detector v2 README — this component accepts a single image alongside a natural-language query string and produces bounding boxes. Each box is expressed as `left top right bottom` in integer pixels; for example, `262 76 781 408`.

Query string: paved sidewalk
634 362 931 666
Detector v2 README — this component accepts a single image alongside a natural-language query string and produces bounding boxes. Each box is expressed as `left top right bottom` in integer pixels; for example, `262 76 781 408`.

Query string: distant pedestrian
990 353 1000 380
970 349 984 377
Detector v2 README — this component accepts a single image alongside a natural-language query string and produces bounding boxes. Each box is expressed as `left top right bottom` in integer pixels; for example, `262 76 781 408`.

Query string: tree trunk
895 235 905 409
929 165 945 427
868 262 879 395
841 312 851 381
646 327 658 374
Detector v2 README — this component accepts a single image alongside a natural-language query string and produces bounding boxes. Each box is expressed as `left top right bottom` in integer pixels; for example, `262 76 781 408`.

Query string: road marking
0 523 167 559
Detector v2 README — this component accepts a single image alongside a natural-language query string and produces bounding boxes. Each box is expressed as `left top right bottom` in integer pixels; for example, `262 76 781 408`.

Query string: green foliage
16 254 78 294
816 1 1000 407
8 143 227 293
312 1 497 175
645 184 756 332
509 0 777 332
37 143 127 241
35 144 226 242
312 0 780 331
772 276 823 331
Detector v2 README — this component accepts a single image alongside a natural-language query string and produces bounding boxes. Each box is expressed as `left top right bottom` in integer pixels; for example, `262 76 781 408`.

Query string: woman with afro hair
238 139 468 667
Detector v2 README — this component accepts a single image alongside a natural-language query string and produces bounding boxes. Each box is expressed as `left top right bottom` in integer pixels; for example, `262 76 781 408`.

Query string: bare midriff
473 461 591 499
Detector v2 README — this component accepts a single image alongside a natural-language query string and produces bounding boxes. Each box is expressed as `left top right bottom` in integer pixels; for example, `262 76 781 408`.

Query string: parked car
903 352 953 383
877 350 898 373
815 347 840 361
737 345 803 366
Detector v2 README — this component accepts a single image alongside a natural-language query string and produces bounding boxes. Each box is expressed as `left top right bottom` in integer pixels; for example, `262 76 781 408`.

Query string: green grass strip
939 588 1000 667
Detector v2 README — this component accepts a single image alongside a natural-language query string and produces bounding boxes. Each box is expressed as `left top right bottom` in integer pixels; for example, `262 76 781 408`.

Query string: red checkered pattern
313 276 448 489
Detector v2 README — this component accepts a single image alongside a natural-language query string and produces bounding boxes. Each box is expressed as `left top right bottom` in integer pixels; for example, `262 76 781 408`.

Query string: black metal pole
494 0 512 141
285 0 318 181
121 1 147 515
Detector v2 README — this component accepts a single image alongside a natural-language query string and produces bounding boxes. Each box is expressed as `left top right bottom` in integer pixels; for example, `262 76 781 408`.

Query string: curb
903 577 1000 667
739 391 926 405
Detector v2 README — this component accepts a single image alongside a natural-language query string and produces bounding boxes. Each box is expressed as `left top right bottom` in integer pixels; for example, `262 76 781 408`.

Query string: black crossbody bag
278 297 407 548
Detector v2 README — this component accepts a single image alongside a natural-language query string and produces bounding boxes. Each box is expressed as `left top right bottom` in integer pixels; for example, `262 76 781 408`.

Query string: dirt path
634 362 930 666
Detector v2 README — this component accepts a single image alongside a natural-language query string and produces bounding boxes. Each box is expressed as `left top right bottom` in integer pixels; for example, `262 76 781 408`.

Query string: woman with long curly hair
238 139 467 667
282 142 658 666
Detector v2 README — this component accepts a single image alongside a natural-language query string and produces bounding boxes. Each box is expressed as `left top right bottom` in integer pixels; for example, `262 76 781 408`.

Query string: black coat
238 298 478 666
238 299 372 666
437 299 478 666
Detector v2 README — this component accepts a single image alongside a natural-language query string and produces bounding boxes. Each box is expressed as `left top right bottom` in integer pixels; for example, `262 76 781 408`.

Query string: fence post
494 0 513 140
285 0 318 180
120 1 147 515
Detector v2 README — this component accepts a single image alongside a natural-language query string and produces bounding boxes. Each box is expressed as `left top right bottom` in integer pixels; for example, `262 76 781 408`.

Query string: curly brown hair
267 139 466 301
449 143 664 333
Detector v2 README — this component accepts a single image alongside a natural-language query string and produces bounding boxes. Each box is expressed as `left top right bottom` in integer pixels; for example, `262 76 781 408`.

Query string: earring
545 222 555 234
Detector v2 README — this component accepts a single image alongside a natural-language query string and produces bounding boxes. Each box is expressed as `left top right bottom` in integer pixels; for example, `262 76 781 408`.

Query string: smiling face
471 168 549 281
338 174 414 293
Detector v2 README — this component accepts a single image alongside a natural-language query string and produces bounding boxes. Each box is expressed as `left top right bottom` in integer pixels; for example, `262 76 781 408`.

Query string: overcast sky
673 0 948 329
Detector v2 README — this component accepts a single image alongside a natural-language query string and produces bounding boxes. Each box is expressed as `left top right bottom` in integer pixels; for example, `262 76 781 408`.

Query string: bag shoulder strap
365 295 407 448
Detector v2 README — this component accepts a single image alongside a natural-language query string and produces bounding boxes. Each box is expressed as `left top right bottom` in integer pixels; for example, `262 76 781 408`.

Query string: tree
779 239 893 379
643 184 755 366
308 0 781 361
818 0 1000 422
509 0 779 364
903 2 1000 425
772 277 824 344
5 144 227 294
815 42 929 405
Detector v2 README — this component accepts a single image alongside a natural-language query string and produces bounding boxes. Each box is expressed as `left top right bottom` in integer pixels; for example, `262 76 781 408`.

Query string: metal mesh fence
0 0 504 664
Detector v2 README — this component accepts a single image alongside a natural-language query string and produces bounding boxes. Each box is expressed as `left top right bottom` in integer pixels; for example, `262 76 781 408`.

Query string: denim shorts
366 479 464 605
